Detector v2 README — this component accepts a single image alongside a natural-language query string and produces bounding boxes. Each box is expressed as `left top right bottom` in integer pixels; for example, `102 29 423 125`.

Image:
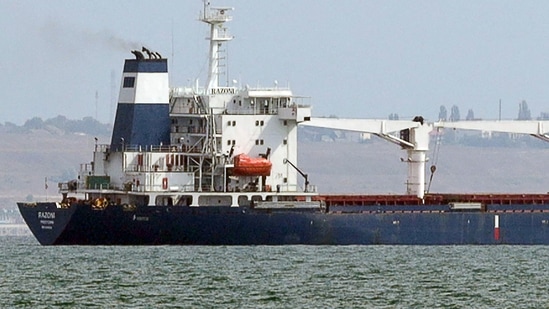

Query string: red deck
317 193 549 206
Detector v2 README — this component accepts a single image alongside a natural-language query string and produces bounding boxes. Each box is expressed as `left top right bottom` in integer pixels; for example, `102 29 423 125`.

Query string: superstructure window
123 76 135 88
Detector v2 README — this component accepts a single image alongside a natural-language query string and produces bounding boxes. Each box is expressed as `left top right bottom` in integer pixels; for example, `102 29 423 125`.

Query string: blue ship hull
17 198 549 245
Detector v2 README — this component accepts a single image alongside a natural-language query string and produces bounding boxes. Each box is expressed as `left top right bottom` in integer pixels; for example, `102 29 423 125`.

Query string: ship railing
149 145 176 152
125 164 188 173
224 101 310 116
124 145 174 152
291 96 312 106
119 145 181 153
144 183 194 192
84 183 111 190
123 145 142 152
181 144 205 154
59 181 109 192
224 108 253 115
225 108 280 115
171 86 207 97
170 106 209 115
80 163 93 173
246 86 291 91
156 143 204 154
202 9 233 24
95 144 110 152
58 182 68 191
276 184 317 193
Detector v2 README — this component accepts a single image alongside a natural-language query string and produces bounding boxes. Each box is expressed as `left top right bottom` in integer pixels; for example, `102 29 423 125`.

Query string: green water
1 237 549 308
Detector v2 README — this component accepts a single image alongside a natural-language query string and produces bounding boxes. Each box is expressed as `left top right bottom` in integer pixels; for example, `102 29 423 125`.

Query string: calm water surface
1 236 549 308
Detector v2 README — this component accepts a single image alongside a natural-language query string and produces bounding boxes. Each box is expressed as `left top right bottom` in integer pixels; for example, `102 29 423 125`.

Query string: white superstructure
67 0 315 208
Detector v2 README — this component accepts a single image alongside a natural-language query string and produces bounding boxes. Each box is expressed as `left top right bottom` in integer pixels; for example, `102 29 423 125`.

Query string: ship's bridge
170 85 311 120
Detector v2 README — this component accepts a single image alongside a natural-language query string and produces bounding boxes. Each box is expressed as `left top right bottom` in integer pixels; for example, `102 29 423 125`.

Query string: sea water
1 236 549 308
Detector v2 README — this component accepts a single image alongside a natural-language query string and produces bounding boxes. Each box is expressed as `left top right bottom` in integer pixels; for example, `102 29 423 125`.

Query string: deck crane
303 118 549 200
302 117 432 199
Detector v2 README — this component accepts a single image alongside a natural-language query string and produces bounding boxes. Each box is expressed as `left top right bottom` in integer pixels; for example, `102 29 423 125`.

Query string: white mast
201 1 233 93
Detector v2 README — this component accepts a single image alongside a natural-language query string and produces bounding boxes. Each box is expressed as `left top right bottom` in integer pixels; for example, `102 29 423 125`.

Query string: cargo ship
18 1 549 245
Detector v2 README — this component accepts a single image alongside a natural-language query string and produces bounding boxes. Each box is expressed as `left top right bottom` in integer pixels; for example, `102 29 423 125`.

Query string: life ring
162 177 168 190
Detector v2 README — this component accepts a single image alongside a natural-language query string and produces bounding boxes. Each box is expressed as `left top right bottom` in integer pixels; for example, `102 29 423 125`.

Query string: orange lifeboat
233 154 272 176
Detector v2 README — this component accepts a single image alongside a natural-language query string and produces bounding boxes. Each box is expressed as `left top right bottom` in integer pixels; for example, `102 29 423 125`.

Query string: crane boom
435 120 549 142
302 117 431 199
301 118 549 200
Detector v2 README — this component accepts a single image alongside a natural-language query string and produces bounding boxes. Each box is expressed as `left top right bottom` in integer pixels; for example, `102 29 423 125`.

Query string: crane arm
434 120 549 135
303 118 421 134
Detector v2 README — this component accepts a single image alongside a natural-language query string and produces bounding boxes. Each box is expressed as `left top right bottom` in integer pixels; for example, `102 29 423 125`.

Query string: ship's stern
17 202 77 245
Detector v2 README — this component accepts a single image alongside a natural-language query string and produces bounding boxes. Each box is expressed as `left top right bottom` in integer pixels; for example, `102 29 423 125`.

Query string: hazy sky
2 1 549 125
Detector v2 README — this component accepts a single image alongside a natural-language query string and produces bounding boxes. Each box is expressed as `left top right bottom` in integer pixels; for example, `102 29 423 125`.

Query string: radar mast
201 1 234 93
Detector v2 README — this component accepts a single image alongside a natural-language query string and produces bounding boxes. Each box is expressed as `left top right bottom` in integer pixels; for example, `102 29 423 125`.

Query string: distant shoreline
0 224 31 236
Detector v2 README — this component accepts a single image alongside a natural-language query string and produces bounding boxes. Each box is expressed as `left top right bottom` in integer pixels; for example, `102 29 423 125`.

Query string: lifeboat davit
232 154 272 176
